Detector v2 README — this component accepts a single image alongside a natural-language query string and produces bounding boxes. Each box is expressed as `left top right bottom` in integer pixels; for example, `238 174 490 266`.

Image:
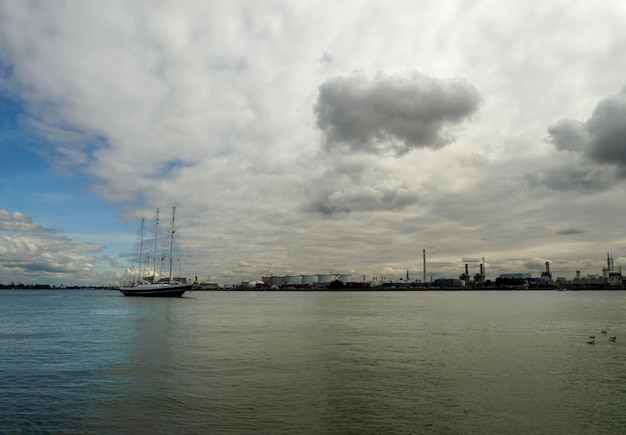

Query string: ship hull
119 283 193 297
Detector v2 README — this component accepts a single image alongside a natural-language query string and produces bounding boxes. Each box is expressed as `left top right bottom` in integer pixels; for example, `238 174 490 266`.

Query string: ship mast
168 207 176 283
138 218 145 283
152 208 160 283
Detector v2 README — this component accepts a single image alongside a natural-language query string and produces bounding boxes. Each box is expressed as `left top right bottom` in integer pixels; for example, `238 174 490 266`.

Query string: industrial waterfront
3 252 625 292
197 252 626 291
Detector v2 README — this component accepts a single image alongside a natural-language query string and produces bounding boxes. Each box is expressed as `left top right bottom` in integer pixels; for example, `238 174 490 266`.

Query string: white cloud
0 210 109 285
0 210 54 232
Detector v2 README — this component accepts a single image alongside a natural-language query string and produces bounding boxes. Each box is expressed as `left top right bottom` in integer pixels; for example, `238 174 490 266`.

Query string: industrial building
219 252 626 291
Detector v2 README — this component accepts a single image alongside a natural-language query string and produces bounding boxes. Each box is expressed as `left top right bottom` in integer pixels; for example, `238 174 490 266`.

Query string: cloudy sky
1 0 626 286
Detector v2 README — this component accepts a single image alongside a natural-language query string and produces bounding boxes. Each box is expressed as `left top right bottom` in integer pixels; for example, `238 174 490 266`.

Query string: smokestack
480 263 484 283
545 262 550 274
423 249 426 283
482 256 486 283
465 264 469 281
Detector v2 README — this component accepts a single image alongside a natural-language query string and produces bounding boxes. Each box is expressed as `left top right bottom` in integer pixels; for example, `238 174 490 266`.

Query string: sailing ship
120 207 193 297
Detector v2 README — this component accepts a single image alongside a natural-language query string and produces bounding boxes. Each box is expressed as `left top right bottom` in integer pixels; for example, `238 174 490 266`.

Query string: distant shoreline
2 286 625 292
192 287 625 292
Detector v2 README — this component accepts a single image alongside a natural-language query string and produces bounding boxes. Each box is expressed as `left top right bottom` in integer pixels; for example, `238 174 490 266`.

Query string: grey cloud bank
539 88 626 193
315 73 481 155
548 88 626 172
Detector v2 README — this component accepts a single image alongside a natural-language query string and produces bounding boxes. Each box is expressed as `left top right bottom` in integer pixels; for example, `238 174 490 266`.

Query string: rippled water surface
1 290 625 434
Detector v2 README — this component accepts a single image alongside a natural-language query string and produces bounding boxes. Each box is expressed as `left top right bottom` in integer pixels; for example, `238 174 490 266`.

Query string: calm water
1 290 625 434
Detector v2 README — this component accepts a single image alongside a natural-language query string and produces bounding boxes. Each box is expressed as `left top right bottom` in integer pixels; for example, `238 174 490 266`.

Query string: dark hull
119 284 193 297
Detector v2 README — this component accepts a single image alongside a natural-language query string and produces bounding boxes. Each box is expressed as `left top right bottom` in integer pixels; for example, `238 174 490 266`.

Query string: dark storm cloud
547 87 626 175
585 88 626 168
314 73 481 155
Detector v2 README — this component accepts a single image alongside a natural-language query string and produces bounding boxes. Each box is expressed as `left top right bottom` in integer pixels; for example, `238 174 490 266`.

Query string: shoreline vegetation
0 284 118 290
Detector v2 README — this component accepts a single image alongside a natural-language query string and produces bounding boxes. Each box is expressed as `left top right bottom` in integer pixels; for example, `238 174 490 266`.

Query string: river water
1 290 625 434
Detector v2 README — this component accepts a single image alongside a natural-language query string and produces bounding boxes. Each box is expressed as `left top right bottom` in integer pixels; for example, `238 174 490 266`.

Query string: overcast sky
1 0 626 286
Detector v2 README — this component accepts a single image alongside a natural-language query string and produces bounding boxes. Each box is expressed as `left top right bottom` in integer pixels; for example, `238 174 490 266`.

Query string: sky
1 0 626 286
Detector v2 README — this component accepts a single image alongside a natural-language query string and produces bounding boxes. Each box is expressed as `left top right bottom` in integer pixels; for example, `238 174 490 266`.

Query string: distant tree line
0 283 113 290
0 283 55 289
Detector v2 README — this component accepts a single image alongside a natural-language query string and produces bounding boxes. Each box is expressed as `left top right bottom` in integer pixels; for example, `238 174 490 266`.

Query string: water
1 290 625 434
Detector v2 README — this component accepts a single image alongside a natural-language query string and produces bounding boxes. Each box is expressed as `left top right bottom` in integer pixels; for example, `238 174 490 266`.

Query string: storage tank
338 274 352 283
317 274 336 283
286 275 301 285
301 274 318 285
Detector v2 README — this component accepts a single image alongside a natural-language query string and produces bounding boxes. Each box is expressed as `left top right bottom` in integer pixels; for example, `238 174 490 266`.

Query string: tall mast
168 207 176 283
153 208 160 282
138 217 145 283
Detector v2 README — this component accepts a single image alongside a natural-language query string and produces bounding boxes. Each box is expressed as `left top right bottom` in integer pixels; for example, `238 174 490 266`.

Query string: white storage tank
286 275 301 285
301 274 318 285
317 274 336 283
338 274 352 283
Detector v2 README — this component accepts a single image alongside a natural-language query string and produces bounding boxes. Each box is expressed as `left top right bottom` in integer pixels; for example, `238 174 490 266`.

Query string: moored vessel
120 207 192 297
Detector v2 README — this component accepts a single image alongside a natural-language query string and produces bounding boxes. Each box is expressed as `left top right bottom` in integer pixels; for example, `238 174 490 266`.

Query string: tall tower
482 256 486 283
423 249 426 283
541 261 552 282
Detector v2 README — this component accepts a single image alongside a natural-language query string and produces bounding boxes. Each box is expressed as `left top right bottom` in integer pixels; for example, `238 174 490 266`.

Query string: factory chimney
482 256 486 283
423 249 426 283
542 261 552 281
465 264 469 281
